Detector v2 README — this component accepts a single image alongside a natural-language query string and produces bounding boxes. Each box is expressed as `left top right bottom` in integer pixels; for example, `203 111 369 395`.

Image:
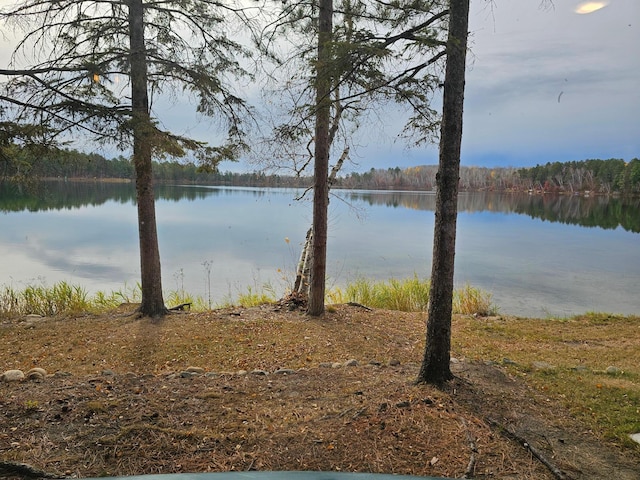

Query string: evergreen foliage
2 146 638 194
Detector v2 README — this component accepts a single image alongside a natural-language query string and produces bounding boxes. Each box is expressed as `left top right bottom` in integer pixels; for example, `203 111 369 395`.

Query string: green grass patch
331 276 497 315
454 314 640 446
453 283 497 316
230 284 277 308
0 280 278 318
1 277 497 318
1 281 92 317
526 368 640 446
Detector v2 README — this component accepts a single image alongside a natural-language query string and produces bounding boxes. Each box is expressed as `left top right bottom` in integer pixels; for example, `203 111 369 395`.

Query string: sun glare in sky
575 1 610 14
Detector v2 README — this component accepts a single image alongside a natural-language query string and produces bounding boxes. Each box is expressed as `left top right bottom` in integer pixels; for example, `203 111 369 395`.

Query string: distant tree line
0 147 313 187
337 159 640 195
517 159 640 195
2 147 638 195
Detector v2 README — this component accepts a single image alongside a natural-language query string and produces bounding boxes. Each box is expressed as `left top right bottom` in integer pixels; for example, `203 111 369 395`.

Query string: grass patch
540 369 640 445
1 281 92 317
0 280 278 319
453 283 497 316
452 313 640 445
226 283 278 308
1 277 497 318
330 276 429 312
331 276 497 315
0 281 145 317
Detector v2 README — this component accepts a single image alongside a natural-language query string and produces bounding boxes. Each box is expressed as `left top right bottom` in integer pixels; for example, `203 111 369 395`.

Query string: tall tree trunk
308 0 333 316
417 0 470 384
128 0 166 317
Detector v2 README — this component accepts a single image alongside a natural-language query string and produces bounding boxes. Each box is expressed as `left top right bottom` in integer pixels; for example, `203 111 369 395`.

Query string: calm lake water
1 181 639 318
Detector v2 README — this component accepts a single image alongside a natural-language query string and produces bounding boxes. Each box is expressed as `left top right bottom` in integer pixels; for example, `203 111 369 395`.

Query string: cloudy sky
220 0 640 173
2 1 638 173
350 0 639 173
459 0 639 170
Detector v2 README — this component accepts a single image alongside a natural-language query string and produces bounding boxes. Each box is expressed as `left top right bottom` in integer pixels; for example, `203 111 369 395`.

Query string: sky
1 0 638 173
458 0 639 170
352 0 640 173
166 0 640 173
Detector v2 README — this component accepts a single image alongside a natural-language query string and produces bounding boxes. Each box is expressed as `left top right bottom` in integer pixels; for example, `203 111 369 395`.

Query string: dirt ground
1 304 638 479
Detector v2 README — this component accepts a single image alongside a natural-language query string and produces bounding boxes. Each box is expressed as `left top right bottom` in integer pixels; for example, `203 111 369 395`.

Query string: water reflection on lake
1 182 638 318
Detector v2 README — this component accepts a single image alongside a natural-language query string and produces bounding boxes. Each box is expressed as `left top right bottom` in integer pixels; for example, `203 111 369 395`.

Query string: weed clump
330 276 497 316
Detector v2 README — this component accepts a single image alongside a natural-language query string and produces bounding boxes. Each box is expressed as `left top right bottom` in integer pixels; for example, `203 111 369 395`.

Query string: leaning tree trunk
292 148 347 300
307 0 333 316
293 228 313 297
417 0 470 385
128 0 166 317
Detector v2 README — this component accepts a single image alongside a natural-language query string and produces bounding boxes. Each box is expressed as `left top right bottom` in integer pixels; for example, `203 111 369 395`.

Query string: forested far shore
2 147 639 195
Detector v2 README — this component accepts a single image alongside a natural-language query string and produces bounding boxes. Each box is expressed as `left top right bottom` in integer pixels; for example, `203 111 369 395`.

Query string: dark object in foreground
169 302 192 311
83 473 453 480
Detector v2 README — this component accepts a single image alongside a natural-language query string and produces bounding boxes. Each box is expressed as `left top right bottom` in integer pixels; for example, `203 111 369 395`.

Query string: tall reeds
330 276 497 315
0 277 497 318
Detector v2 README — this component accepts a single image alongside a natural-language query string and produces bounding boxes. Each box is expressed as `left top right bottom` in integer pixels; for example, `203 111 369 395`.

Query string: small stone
344 359 359 367
179 371 198 379
251 369 268 376
532 361 556 371
186 366 205 374
630 433 640 445
388 359 401 366
319 362 333 368
502 358 517 366
102 369 116 376
450 357 460 364
53 371 72 377
368 360 382 366
331 362 343 369
236 370 248 376
274 368 296 375
605 366 621 375
1 369 25 382
205 372 219 378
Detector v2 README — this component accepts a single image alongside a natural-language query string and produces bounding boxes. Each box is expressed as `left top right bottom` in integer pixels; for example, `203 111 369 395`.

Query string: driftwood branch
346 302 372 311
169 302 192 311
487 417 568 480
459 417 477 478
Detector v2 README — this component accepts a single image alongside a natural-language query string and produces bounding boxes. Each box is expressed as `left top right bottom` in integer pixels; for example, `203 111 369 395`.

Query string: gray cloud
1 1 637 171
458 0 639 166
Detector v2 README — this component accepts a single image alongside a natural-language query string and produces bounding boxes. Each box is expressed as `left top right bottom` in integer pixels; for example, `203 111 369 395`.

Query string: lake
1 181 639 318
